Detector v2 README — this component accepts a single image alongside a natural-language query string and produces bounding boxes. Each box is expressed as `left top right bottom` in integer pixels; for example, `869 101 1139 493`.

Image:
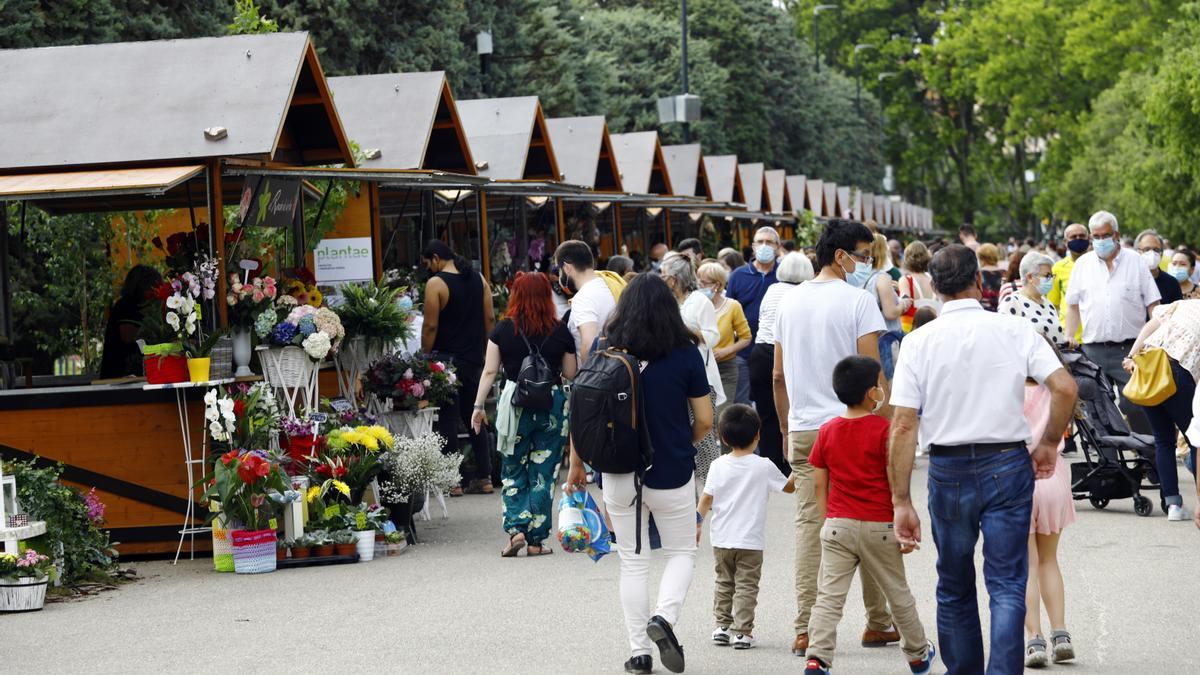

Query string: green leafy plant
334 281 414 353
341 502 390 531
332 530 356 545
0 548 57 581
200 449 290 531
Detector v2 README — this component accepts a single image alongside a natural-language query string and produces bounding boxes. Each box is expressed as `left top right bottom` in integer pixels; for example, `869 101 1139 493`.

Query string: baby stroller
1064 350 1163 517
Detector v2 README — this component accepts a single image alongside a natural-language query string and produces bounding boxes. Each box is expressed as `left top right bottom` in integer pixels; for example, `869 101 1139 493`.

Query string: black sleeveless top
432 268 486 366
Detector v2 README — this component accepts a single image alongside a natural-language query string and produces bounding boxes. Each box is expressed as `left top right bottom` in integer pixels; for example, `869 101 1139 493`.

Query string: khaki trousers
712 547 764 634
790 430 893 635
807 518 929 665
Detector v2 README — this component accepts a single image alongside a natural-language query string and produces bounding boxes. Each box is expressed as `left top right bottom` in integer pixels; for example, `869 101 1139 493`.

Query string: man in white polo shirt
1064 210 1159 430
889 245 1078 675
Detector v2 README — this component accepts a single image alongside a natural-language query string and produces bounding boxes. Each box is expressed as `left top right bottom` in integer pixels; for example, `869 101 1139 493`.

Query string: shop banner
314 237 374 284
238 176 302 229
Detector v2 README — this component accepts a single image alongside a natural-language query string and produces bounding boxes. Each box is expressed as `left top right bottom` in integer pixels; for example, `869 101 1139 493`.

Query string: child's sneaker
909 642 936 675
711 627 731 646
803 657 830 674
732 634 755 650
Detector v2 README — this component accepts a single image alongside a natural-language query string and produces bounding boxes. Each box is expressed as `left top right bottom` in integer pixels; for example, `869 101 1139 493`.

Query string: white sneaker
732 634 756 650
712 627 731 645
1168 504 1188 521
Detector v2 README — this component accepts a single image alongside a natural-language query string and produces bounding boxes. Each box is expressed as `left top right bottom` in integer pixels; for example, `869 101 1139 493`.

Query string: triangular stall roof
0 31 352 173
852 190 863 221
862 192 875 222
544 116 622 191
610 131 673 195
823 183 839 219
764 169 786 214
837 186 852 219
703 155 745 205
784 175 806 214
328 71 474 174
737 163 764 212
661 144 711 199
457 96 559 181
806 179 825 218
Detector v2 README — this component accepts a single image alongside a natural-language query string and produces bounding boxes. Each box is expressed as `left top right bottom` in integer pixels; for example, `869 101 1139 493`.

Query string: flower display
362 353 460 411
258 277 343 360
201 449 289 531
227 273 278 330
0 548 56 581
378 432 460 503
204 383 282 453
334 281 415 353
306 424 394 503
302 332 332 360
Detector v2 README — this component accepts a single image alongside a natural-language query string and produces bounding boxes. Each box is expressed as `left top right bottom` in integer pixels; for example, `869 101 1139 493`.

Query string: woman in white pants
568 273 714 674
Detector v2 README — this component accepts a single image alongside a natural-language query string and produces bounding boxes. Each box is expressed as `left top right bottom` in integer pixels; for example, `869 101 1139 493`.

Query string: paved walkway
3 458 1197 673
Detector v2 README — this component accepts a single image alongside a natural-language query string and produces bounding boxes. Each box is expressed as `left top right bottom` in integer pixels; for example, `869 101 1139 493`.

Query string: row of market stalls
0 32 934 555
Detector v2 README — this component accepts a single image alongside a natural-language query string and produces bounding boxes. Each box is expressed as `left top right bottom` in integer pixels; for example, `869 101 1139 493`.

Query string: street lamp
853 43 875 113
813 4 839 73
877 71 897 125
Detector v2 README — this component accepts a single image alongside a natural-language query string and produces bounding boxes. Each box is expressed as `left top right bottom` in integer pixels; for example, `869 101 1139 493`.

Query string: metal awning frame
223 165 489 190
0 165 205 203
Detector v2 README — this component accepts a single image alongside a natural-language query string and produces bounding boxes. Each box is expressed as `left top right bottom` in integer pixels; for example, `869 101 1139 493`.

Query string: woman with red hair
470 272 578 556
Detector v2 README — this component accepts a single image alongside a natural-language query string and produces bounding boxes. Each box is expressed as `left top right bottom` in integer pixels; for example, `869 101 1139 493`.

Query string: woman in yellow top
697 262 752 448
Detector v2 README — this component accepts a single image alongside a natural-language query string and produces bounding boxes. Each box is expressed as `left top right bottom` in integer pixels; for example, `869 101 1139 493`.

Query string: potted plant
342 502 390 561
333 530 357 557
0 548 56 613
333 281 415 406
362 354 459 438
227 273 278 377
281 416 322 470
385 531 406 557
310 530 334 557
200 449 291 574
276 537 289 561
379 432 461 543
310 424 393 503
291 535 313 559
186 329 226 383
204 383 283 457
255 270 344 391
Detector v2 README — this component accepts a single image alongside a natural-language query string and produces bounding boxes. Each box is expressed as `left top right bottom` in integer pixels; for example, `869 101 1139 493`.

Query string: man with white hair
1135 229 1182 305
1065 211 1160 426
727 226 782 404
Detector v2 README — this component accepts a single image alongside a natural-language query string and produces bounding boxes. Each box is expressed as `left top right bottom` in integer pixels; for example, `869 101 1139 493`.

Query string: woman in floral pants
470 272 578 556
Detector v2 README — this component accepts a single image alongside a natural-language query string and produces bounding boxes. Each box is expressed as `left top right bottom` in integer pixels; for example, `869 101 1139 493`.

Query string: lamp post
853 43 875 113
681 0 690 142
813 5 839 73
877 71 897 125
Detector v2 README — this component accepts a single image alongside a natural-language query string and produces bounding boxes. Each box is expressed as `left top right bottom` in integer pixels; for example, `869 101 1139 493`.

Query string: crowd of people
415 209 1199 674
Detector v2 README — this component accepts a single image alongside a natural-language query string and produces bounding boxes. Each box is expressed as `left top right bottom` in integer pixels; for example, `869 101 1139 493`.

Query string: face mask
869 388 884 413
1066 239 1090 255
1169 266 1190 282
558 271 577 296
1093 238 1116 258
1037 277 1053 296
699 287 715 300
1141 250 1162 269
842 255 874 288
755 245 776 264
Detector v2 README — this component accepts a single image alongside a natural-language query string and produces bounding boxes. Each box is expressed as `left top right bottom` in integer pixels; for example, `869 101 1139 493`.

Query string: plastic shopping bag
556 488 611 561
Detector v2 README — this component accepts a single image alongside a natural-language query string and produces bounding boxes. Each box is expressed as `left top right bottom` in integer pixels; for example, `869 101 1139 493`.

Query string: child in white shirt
698 404 796 650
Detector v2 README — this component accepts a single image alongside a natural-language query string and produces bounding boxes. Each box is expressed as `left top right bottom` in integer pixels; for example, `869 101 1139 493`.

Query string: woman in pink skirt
1022 381 1076 668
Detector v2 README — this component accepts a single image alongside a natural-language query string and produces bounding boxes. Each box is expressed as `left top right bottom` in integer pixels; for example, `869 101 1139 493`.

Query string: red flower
315 464 332 477
233 399 246 418
237 454 270 484
289 267 316 285
430 362 445 373
220 450 240 466
333 464 347 478
154 282 173 302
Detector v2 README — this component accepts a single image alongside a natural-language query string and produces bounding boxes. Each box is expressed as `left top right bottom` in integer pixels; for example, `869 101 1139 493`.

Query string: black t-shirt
488 318 575 381
1155 270 1183 306
99 296 144 378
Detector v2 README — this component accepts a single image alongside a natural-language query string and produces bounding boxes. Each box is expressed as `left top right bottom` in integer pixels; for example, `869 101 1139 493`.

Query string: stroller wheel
1089 496 1110 510
1133 495 1153 517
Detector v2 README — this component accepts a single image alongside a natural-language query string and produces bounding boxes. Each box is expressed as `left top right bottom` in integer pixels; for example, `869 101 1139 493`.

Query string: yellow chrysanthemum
359 435 379 451
332 480 350 497
305 486 321 504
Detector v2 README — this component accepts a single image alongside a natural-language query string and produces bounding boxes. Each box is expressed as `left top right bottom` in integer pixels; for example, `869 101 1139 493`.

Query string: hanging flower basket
230 529 278 574
0 575 49 613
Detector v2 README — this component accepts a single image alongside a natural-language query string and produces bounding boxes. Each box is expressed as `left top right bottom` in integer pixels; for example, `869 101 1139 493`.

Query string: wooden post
516 197 529 271
664 208 673 247
368 181 383 282
614 207 623 252
555 197 565 245
210 160 229 327
478 192 491 281
0 204 10 341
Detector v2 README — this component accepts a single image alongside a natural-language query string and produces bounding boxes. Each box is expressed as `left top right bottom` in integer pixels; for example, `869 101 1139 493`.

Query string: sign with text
314 237 374 284
238 176 301 229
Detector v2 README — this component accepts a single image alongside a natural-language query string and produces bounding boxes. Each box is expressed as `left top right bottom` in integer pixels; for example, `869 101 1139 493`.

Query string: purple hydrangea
271 321 299 345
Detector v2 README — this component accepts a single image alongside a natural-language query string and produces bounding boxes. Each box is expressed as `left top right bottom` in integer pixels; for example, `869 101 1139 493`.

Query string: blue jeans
928 448 1033 675
1142 358 1197 505
735 356 752 405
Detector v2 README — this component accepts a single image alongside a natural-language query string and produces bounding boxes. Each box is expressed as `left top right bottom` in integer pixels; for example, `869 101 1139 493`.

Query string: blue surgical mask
1037 277 1053 296
699 287 715 300
845 261 874 288
1093 238 1116 258
755 245 776 264
1169 266 1190 282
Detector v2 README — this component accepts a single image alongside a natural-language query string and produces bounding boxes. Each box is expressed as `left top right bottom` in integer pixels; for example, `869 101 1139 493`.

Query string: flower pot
230 529 277 574
290 545 311 559
187 357 212 383
232 327 254 378
353 529 376 561
0 575 48 613
374 532 385 542
144 353 189 384
212 520 234 573
335 543 356 557
260 345 318 389
276 547 287 561
314 544 334 557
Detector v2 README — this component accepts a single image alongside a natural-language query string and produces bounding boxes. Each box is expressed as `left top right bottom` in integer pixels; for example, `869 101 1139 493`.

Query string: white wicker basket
260 346 317 388
379 406 440 439
0 575 48 612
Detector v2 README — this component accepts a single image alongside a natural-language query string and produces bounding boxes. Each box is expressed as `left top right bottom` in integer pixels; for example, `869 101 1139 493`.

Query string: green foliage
3 459 120 584
228 0 278 35
334 280 414 350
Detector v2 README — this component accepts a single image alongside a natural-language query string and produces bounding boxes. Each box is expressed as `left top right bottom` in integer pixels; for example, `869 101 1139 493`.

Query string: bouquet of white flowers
378 433 461 503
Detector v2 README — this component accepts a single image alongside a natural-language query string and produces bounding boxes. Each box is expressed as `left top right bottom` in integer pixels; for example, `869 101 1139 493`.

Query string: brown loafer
792 633 809 656
465 479 494 494
862 627 900 648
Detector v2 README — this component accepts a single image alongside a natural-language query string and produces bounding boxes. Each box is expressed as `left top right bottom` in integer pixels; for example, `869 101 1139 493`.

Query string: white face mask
1141 250 1162 270
869 387 884 413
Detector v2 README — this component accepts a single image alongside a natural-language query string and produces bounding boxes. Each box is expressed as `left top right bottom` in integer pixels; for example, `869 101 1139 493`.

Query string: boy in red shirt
803 356 936 675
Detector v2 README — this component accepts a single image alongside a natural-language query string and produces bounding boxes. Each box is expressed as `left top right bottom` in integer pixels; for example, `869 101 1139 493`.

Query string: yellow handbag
1123 348 1176 407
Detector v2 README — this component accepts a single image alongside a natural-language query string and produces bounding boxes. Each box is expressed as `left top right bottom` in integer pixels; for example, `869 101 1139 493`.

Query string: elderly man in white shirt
1063 210 1159 430
889 244 1078 675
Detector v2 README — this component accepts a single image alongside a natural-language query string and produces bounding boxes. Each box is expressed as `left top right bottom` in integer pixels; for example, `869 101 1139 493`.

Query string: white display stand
257 346 319 416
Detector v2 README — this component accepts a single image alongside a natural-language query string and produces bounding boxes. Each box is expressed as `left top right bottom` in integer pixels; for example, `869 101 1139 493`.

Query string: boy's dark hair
832 356 882 407
676 238 703 256
718 403 760 449
912 306 938 330
815 219 874 269
554 239 594 271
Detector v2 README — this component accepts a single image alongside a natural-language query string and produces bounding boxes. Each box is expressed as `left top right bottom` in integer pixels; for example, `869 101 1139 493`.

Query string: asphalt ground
3 456 1197 674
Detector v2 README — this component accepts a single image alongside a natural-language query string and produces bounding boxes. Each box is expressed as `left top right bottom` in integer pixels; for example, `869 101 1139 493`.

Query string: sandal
449 485 464 497
465 479 494 494
526 543 554 556
1051 630 1075 663
501 533 526 558
1024 636 1048 668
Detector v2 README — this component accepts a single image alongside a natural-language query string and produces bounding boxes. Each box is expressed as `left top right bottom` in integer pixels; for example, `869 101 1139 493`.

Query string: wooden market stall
661 144 714 248
782 174 807 240
702 155 748 250
734 162 766 250
0 32 354 556
609 131 674 269
544 116 625 262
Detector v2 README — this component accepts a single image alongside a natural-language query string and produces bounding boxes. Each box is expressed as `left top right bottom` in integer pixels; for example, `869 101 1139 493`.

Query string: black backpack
512 330 556 412
569 337 654 552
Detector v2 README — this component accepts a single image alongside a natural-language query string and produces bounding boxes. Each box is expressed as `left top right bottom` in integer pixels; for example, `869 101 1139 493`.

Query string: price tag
268 518 278 530
324 504 340 519
310 412 329 423
356 512 367 529
330 397 354 413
